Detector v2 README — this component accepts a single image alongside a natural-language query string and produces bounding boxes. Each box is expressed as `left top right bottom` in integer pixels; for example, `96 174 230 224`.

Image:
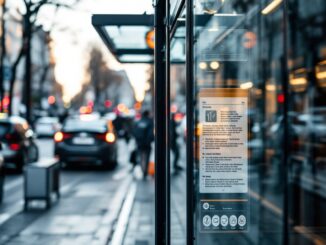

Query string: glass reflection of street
0 0 325 245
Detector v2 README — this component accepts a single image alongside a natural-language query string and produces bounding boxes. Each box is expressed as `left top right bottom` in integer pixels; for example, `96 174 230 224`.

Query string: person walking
171 114 183 172
133 110 154 180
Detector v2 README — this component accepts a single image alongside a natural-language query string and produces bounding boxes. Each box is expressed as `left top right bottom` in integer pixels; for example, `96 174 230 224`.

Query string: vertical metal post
282 1 289 244
0 0 6 112
165 0 171 244
24 13 32 124
186 0 194 244
154 0 167 244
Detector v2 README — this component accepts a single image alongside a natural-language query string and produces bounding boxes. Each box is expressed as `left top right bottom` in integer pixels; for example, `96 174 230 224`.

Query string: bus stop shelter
92 11 176 245
92 0 297 244
92 14 154 63
92 3 198 244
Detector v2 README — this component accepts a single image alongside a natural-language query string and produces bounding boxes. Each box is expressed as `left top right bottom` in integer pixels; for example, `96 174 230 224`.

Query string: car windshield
0 122 12 138
63 119 107 133
37 117 59 124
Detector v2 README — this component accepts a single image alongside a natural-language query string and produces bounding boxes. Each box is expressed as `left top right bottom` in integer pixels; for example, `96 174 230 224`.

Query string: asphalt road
0 138 133 244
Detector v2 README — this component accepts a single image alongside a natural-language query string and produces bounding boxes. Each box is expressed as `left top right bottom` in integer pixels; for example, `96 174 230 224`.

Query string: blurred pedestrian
59 109 68 124
132 110 154 180
124 117 133 144
171 114 182 172
113 113 124 138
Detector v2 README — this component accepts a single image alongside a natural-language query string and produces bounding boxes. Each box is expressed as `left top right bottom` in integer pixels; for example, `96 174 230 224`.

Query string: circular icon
229 215 237 227
212 215 220 227
145 30 155 49
203 215 211 227
203 202 209 210
238 215 246 227
220 215 228 227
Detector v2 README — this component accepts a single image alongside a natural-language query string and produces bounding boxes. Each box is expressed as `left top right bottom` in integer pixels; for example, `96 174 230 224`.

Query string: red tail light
96 132 116 143
5 133 20 141
54 132 72 142
105 132 115 143
9 143 20 151
96 133 105 141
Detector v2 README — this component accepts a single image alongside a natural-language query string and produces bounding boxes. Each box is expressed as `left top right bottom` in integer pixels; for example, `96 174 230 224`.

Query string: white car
35 117 61 137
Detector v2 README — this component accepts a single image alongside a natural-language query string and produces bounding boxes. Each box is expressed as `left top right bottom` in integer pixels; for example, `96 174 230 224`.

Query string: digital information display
198 88 249 233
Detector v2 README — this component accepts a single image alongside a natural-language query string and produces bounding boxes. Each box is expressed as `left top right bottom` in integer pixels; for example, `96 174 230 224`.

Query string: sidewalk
123 179 155 245
122 171 186 245
0 172 132 245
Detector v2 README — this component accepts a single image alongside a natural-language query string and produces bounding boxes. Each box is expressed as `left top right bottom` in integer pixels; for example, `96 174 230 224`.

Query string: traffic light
105 100 112 108
48 96 56 105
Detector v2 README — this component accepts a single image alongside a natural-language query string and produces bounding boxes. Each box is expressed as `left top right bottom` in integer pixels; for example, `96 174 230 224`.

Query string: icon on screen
205 110 217 122
203 215 211 227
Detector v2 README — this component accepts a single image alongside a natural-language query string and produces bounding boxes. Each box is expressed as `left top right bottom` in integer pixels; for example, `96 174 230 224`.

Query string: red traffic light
105 100 112 108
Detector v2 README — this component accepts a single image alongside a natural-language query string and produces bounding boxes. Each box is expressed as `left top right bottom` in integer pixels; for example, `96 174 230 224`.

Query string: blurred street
0 0 325 245
0 138 146 245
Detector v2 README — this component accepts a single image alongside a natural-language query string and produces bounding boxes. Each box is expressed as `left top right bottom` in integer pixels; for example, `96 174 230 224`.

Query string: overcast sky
8 0 154 102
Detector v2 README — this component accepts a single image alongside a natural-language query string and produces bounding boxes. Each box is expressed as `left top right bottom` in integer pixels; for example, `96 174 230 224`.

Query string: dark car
0 142 4 203
54 115 118 169
0 116 39 172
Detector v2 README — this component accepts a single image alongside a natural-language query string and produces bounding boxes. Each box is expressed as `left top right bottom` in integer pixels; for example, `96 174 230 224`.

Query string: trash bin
24 158 60 209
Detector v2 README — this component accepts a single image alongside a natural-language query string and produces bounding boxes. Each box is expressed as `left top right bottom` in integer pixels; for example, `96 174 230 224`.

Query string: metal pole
24 13 32 124
282 1 289 244
0 0 6 112
154 0 167 244
165 0 171 244
186 0 194 244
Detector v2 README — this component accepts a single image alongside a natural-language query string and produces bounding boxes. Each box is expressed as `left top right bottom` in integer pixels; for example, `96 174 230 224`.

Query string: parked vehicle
54 115 118 169
0 116 39 172
0 142 4 203
35 117 61 137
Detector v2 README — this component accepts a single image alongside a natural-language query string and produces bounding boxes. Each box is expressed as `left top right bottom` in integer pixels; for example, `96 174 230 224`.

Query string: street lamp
199 62 207 70
209 61 220 70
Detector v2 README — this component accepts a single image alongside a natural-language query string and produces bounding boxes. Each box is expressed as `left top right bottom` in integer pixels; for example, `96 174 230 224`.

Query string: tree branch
30 0 79 15
8 45 25 115
22 0 30 9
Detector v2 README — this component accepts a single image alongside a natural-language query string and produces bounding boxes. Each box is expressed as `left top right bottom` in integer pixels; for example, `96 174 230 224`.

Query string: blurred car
0 142 4 203
268 109 326 163
0 116 39 172
103 112 117 122
35 117 61 137
54 115 118 169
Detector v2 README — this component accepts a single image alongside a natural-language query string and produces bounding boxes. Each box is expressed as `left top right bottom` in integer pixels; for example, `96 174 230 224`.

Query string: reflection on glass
105 26 152 49
191 0 326 244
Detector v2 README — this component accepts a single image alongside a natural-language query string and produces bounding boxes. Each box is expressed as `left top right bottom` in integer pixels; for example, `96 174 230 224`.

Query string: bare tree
83 45 130 111
87 46 106 109
7 0 79 121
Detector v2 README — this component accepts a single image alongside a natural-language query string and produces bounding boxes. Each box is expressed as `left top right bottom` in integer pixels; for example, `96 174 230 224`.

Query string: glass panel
170 0 183 18
190 0 326 244
105 26 152 49
119 54 153 63
170 14 187 245
171 36 186 63
287 0 326 244
193 0 283 244
169 63 187 245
